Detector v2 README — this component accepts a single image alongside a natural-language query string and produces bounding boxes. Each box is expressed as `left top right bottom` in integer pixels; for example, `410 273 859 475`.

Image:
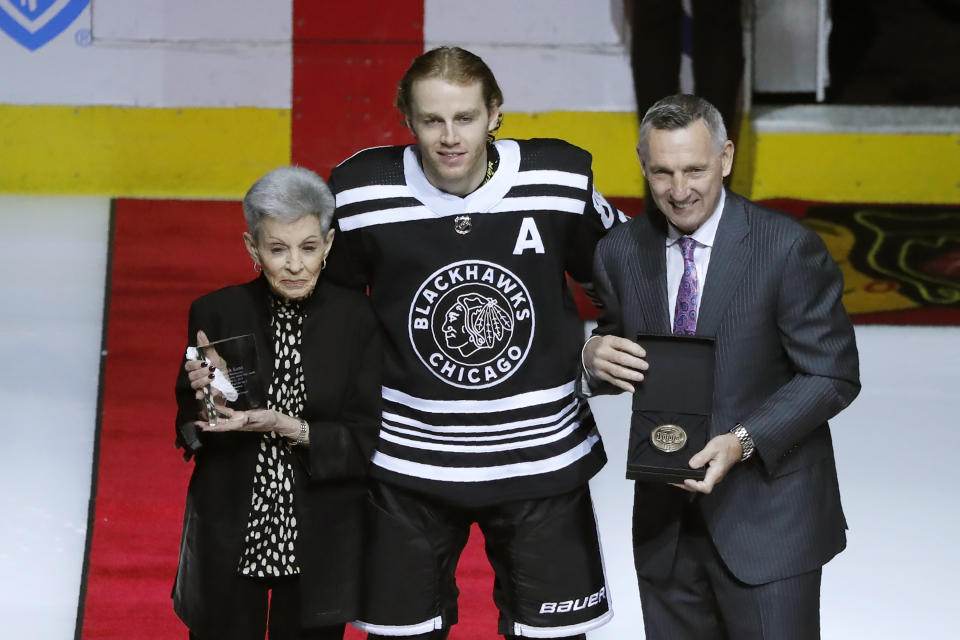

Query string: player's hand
583 335 648 393
673 433 743 494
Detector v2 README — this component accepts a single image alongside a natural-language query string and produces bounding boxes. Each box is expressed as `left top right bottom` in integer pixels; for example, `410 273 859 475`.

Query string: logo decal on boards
409 260 534 389
0 0 89 51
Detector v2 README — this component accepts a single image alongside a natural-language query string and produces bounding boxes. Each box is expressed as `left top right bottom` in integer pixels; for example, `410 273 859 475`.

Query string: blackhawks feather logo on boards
408 260 534 389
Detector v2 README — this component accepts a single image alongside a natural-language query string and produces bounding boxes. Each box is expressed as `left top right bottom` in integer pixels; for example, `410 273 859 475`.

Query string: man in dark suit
583 94 860 639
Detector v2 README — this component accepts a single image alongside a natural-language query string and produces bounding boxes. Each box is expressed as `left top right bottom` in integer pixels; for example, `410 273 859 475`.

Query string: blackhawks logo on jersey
409 260 534 389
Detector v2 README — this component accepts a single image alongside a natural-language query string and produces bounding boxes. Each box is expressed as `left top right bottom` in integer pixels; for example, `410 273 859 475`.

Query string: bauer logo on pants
409 260 534 389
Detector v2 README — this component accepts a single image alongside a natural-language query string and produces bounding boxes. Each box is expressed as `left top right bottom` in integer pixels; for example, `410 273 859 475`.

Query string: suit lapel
627 214 671 332
696 191 751 337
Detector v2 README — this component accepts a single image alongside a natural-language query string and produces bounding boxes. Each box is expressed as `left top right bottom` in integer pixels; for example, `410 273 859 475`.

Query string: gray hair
637 94 728 162
242 166 335 239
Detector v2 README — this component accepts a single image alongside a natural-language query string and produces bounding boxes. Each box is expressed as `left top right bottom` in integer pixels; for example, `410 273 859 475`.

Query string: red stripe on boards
292 0 424 179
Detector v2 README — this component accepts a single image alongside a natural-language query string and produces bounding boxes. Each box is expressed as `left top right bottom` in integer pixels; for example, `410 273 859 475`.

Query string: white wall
0 0 291 108
424 0 637 112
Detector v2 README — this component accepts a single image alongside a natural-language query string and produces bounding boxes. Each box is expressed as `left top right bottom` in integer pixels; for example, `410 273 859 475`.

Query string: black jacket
172 276 381 634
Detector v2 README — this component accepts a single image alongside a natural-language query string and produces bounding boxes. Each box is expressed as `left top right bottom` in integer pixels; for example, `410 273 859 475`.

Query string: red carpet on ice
80 199 498 639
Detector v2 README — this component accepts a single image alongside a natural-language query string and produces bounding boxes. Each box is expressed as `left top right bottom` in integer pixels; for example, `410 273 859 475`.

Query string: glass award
197 333 265 427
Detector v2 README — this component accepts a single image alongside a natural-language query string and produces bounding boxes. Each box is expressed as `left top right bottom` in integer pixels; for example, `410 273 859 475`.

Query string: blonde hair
396 46 504 139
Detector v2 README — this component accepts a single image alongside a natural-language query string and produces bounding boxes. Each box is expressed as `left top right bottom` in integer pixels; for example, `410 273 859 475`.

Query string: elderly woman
173 166 381 640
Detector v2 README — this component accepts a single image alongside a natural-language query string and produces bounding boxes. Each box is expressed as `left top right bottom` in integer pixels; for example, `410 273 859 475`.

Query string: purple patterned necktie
672 236 699 335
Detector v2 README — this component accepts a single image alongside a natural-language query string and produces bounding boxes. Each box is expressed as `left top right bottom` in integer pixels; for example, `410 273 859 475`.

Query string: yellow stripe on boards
0 105 290 198
3 106 955 203
750 133 960 204
498 111 645 198
499 111 959 204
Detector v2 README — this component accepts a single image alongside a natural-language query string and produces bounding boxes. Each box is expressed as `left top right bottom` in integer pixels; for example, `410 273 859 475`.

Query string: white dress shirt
581 190 727 385
665 188 725 327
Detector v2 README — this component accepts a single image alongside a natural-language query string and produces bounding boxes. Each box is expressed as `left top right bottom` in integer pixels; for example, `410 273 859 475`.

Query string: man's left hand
675 433 743 494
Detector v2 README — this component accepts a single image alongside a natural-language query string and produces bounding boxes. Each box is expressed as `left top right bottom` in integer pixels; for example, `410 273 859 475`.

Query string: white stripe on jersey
382 381 577 414
336 184 414 207
489 196 585 215
382 404 579 444
338 205 433 231
513 169 589 190
379 418 583 452
371 433 601 482
338 195 585 230
381 399 578 434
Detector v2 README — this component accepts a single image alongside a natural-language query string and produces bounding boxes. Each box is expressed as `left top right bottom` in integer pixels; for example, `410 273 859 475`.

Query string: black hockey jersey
328 138 625 507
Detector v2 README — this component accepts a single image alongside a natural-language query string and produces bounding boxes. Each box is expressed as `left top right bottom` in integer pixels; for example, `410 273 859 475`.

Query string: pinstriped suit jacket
591 190 860 585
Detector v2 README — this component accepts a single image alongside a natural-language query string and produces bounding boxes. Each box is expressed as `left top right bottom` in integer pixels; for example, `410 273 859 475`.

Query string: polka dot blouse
237 296 307 578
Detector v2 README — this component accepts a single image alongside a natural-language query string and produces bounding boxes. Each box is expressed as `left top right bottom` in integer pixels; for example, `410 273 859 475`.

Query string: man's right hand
583 335 648 393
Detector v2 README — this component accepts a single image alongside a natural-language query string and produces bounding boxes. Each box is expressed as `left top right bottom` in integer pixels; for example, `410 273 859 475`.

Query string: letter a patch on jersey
513 217 546 255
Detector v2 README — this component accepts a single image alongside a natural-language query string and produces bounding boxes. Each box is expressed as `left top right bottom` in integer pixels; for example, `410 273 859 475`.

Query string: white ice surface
0 196 109 638
0 197 956 638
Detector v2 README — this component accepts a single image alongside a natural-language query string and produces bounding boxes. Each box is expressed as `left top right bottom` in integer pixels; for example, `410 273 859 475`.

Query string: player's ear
403 112 417 139
487 105 502 132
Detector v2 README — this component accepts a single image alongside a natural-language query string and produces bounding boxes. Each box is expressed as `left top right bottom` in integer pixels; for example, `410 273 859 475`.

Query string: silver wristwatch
293 418 308 446
730 423 755 461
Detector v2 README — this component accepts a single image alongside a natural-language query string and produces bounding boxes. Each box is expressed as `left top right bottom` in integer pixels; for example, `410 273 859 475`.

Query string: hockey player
326 46 626 640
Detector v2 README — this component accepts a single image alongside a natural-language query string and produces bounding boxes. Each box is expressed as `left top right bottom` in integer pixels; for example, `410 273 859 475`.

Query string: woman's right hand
186 360 219 395
185 330 227 399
